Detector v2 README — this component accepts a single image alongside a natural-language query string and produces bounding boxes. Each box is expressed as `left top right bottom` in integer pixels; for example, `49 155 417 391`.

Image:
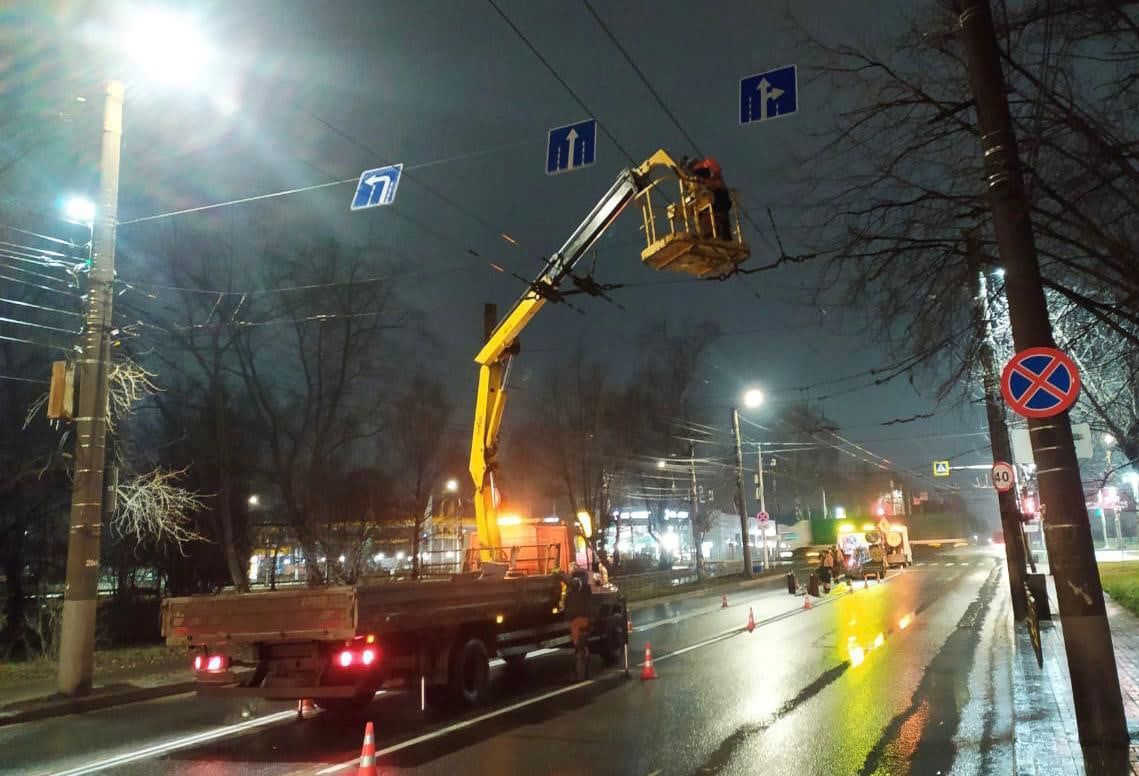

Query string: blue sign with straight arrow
546 119 596 175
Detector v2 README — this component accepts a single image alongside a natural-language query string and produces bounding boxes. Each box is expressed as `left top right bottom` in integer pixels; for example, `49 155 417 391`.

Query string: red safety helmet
690 157 723 180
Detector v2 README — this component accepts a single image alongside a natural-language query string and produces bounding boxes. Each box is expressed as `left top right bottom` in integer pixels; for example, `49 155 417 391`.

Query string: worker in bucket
686 157 733 240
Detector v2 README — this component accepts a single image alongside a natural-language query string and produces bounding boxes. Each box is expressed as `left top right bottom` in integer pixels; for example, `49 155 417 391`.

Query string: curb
0 680 195 727
626 566 801 611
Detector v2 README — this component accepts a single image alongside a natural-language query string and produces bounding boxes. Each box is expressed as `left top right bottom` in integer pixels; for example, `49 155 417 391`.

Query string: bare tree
386 373 453 578
230 240 411 584
790 1 1139 460
621 320 721 567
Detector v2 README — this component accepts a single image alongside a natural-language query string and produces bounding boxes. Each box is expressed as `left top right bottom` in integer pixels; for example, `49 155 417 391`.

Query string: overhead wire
578 0 779 256
485 0 636 164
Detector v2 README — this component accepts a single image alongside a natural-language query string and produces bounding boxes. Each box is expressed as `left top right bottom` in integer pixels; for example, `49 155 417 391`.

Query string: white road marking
53 581 877 775
315 681 593 774
47 708 300 775
315 588 864 774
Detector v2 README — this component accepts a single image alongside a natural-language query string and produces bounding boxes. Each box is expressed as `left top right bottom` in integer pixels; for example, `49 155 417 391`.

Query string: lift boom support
468 150 748 554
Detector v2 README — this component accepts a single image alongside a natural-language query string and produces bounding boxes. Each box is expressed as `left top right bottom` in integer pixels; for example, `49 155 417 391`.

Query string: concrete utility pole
969 240 1028 620
58 81 124 696
689 443 703 580
956 0 1127 746
755 443 768 566
731 408 754 578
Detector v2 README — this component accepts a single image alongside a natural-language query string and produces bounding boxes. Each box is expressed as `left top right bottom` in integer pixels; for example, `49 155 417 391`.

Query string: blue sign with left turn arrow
350 163 403 211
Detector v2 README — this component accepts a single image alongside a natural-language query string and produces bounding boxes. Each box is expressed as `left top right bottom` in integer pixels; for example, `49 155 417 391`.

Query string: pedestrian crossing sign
933 460 950 477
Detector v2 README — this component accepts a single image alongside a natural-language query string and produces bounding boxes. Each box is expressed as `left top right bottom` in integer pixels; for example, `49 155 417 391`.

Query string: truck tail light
335 645 380 669
194 654 228 673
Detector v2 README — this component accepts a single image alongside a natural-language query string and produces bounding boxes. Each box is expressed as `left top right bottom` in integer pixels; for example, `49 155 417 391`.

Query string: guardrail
613 560 748 597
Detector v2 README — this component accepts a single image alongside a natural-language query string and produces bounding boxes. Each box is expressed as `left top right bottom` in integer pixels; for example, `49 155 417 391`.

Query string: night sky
2 0 996 511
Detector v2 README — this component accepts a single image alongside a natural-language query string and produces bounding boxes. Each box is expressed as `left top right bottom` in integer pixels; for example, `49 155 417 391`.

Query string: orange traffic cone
803 594 812 610
357 721 378 776
627 616 634 634
746 607 756 633
721 594 729 609
640 643 658 680
296 698 315 720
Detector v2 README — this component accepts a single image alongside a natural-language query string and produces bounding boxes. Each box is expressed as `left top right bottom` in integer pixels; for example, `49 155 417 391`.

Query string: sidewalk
0 653 193 727
1009 573 1139 774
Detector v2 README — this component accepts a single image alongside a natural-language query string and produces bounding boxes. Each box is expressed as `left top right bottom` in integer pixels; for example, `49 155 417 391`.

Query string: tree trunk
0 528 26 657
213 364 248 593
411 518 421 579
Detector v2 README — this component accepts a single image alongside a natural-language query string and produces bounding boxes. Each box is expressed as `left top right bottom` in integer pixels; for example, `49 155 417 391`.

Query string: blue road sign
740 65 798 125
350 163 403 211
546 119 596 175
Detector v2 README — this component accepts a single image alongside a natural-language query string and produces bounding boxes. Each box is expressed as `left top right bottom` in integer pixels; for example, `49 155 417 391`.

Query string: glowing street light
63 196 96 225
247 494 260 507
445 478 459 493
656 459 667 469
122 11 213 85
743 388 765 409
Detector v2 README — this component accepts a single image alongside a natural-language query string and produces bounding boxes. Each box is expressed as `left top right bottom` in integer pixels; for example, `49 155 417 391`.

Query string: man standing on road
562 567 593 679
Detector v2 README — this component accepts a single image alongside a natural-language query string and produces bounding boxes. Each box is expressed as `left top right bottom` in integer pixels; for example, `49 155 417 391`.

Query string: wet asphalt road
0 547 1012 776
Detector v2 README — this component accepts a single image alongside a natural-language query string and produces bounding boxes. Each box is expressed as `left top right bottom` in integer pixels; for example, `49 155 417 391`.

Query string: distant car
990 531 1005 545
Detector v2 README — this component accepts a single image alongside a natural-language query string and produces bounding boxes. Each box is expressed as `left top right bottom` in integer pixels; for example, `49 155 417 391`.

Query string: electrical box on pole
47 360 75 420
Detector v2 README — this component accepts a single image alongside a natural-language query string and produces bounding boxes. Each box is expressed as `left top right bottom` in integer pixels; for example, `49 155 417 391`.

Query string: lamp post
57 12 211 697
732 388 765 577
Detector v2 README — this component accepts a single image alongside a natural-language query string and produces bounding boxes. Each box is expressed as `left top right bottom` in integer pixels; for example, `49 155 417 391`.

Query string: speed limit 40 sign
991 461 1015 493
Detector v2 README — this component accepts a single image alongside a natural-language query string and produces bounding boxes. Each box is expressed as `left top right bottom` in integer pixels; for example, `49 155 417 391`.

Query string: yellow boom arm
468 150 748 554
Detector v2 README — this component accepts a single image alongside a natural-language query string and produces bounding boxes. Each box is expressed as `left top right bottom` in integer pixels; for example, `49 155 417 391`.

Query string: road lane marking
314 587 864 774
47 708 300 775
314 682 593 774
57 581 880 775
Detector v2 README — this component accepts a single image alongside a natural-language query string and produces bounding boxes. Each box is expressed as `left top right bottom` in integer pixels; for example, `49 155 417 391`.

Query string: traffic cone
296 698 315 720
746 607 756 633
357 721 378 776
721 594 729 609
802 594 812 610
640 642 658 680
627 616 634 634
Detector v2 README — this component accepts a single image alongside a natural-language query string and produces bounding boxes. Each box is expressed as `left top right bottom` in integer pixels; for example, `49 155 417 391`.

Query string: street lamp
732 386 766 577
58 14 211 698
247 494 260 507
743 389 765 409
445 478 459 493
656 459 667 469
63 196 96 225
122 11 213 85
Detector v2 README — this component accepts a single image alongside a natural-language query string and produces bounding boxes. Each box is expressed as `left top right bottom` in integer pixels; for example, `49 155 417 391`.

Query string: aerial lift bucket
635 163 750 279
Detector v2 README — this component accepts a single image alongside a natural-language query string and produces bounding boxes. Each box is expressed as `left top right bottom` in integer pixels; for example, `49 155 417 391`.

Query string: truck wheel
599 615 626 666
450 638 490 707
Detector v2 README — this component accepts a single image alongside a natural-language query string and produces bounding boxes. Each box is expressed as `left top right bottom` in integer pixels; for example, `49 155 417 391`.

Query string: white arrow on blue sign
546 119 596 175
740 65 798 125
350 163 403 211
